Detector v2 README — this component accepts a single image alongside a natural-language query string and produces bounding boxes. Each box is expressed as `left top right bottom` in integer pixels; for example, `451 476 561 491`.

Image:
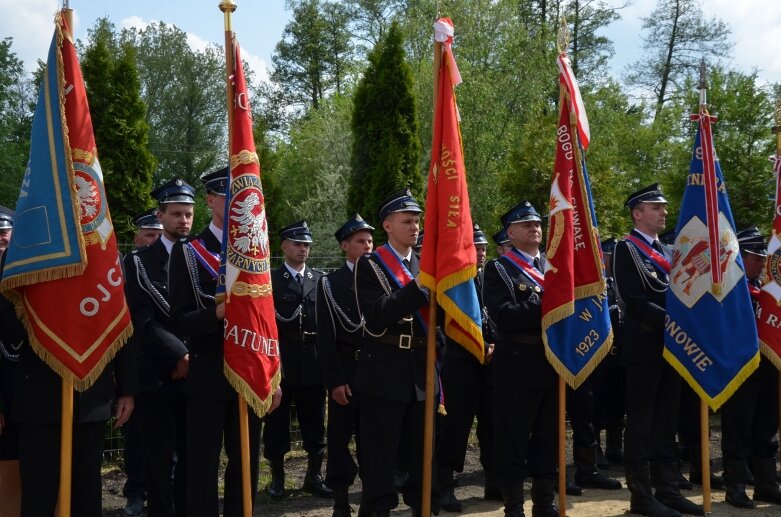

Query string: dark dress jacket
271 263 322 387
354 249 434 403
169 226 234 400
123 238 188 393
612 229 669 365
316 263 364 391
483 251 555 389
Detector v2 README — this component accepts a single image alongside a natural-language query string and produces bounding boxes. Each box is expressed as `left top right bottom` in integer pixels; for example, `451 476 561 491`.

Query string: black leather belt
280 330 317 343
497 331 543 345
338 346 361 360
374 334 427 349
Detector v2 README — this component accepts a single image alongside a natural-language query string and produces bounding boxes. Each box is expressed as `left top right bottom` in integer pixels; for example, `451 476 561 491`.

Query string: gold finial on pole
698 57 708 110
557 16 569 55
219 0 237 32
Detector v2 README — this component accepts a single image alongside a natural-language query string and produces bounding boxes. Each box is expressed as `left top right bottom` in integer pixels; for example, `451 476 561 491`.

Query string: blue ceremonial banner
664 117 759 410
1 28 84 281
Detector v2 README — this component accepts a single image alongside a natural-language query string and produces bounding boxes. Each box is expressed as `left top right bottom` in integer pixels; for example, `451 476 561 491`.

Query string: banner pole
700 399 711 515
218 2 250 516
558 375 567 516
421 293 438 517
58 376 73 517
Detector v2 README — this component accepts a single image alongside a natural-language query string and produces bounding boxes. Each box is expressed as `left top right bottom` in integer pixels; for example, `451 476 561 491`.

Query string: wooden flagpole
558 376 567 516
218 2 251 517
58 7 75 516
421 36 443 517
697 58 712 516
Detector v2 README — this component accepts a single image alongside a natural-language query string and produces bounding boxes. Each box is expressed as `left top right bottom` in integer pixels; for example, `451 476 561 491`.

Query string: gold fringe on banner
224 363 283 418
760 340 781 371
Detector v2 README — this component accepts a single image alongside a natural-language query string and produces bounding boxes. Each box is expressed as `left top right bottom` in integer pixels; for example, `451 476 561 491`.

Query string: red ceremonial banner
0 15 132 390
756 155 781 369
221 39 281 417
420 18 484 362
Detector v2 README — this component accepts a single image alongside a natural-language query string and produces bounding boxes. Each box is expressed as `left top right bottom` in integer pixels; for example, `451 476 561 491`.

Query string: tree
0 37 33 208
625 0 732 121
124 22 226 187
565 0 625 84
81 18 157 243
347 21 422 235
271 0 355 113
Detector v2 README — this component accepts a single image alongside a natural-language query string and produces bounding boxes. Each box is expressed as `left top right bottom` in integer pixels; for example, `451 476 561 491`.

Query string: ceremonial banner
420 18 484 362
0 15 131 389
218 39 281 417
541 54 612 389
664 112 759 409
754 155 781 368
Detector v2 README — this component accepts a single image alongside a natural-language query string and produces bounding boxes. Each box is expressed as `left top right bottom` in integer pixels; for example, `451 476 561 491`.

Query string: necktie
296 273 303 287
652 240 664 254
533 257 541 271
402 259 411 271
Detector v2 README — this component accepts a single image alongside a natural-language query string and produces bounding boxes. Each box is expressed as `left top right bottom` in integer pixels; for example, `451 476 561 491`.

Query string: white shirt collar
517 249 541 263
160 235 175 255
346 260 355 271
634 228 657 246
285 262 306 277
387 243 412 263
209 222 223 243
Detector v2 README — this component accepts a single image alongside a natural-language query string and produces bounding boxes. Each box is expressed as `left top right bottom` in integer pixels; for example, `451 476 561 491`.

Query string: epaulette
312 268 328 275
134 244 154 255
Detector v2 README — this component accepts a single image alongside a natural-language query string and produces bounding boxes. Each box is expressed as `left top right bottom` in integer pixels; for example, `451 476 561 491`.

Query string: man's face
507 220 542 250
475 244 487 268
383 212 420 249
158 203 193 240
134 228 162 248
743 252 765 280
207 193 226 227
281 239 310 266
632 202 668 235
0 228 11 255
341 230 373 262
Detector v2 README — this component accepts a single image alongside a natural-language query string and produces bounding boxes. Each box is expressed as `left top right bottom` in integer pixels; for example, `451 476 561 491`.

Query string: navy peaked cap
335 213 374 243
625 183 667 209
0 205 14 230
280 220 313 243
377 188 422 222
151 177 195 205
473 224 488 245
201 166 229 194
133 208 163 230
492 228 510 245
501 200 541 228
737 226 767 256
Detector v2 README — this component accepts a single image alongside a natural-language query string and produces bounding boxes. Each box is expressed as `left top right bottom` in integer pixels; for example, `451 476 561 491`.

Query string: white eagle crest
230 192 269 255
75 174 99 219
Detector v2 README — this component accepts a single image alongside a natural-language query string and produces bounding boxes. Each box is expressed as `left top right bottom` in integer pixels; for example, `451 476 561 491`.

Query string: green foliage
81 19 157 242
0 37 33 209
348 21 422 239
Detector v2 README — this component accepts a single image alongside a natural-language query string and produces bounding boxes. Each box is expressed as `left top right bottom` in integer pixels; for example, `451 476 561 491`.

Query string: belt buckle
399 334 412 349
354 349 361 360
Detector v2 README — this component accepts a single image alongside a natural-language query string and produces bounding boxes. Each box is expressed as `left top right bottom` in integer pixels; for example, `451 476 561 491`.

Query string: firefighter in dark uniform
0 206 21 517
264 220 331 500
483 200 558 517
121 208 164 517
721 227 781 508
591 237 626 468
354 188 440 517
169 167 280 517
123 180 195 517
436 223 500 512
317 214 375 516
492 228 512 256
613 184 702 517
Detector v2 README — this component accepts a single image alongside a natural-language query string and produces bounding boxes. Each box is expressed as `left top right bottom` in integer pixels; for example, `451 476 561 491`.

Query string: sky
2 0 780 89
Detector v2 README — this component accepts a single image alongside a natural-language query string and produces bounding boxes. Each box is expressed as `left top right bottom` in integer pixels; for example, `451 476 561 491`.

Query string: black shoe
333 486 352 517
123 497 144 517
554 475 582 496
688 471 725 490
752 457 781 505
574 445 622 489
267 457 286 501
651 462 704 516
438 468 462 513
596 445 612 470
674 463 692 490
303 454 334 498
723 459 753 509
626 465 681 517
501 481 525 517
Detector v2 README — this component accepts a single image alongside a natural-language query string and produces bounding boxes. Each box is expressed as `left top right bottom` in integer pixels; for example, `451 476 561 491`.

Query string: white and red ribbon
433 17 462 86
557 53 590 150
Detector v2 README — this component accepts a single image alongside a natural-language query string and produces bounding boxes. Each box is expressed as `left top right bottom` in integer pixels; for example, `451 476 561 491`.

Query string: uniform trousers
591 355 625 434
325 395 360 490
567 380 597 448
18 421 104 517
358 392 439 512
722 358 779 461
437 375 493 473
263 382 326 459
142 391 187 517
185 395 260 517
492 382 557 485
122 400 146 501
623 360 680 467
